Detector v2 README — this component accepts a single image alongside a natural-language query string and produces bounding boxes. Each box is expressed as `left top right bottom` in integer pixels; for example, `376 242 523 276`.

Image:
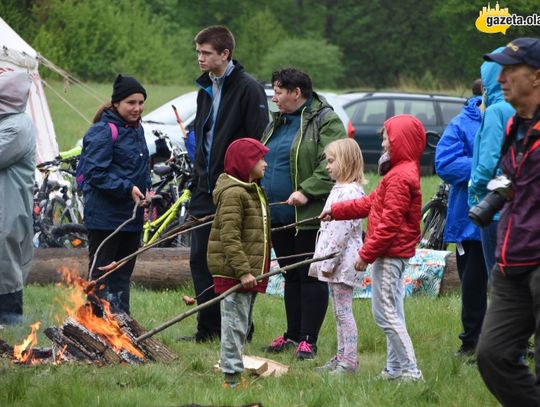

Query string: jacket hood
0 71 31 117
463 96 482 121
224 137 269 182
384 114 426 165
481 47 506 107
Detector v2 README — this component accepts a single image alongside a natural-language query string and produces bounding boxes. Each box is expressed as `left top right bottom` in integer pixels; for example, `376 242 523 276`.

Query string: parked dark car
337 92 467 174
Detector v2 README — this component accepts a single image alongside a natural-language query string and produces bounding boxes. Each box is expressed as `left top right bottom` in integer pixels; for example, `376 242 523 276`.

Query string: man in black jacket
183 26 268 342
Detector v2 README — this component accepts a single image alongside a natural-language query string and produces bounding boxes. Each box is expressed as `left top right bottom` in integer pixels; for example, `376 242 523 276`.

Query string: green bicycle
143 151 193 248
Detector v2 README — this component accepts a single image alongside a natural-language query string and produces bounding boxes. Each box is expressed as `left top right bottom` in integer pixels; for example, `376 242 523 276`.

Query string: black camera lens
468 191 508 227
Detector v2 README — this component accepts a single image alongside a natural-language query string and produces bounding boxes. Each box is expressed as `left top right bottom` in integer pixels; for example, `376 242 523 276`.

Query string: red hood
224 138 269 182
384 115 426 165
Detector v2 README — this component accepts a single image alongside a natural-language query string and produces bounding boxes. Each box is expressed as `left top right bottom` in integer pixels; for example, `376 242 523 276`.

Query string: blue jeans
220 292 256 374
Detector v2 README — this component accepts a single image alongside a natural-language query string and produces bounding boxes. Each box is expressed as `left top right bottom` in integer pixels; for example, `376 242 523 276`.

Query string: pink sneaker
295 340 317 360
265 335 298 353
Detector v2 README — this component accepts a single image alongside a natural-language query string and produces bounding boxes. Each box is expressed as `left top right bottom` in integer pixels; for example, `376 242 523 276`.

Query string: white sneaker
329 362 358 375
378 368 402 380
399 369 424 382
315 357 339 373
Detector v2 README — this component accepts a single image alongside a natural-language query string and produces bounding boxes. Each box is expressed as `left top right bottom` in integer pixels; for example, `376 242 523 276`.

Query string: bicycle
418 181 449 251
33 154 88 248
142 131 193 248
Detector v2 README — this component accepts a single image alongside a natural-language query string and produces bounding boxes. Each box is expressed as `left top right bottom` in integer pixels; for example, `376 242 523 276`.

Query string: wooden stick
85 215 214 293
270 216 320 232
135 252 337 343
181 251 316 305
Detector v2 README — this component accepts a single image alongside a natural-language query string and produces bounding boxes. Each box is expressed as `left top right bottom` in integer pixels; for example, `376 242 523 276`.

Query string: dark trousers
272 227 328 345
456 240 488 348
477 265 540 407
87 229 141 315
0 290 23 324
189 222 221 340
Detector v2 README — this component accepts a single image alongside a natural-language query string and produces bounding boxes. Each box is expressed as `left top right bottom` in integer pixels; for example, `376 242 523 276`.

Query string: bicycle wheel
419 200 447 250
51 223 88 248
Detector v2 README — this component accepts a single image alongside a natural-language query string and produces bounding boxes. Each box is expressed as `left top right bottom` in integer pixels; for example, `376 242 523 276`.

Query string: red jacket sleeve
331 190 374 220
360 177 411 263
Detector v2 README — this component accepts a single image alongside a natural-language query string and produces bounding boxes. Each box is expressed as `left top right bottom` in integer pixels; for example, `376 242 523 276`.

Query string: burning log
40 312 177 365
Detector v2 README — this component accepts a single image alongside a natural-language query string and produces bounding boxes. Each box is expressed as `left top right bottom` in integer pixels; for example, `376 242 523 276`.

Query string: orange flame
13 322 41 364
56 266 144 360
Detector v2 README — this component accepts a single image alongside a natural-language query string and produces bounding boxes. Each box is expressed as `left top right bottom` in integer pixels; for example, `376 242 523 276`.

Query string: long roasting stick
135 252 337 343
87 202 305 293
181 251 316 305
84 215 214 293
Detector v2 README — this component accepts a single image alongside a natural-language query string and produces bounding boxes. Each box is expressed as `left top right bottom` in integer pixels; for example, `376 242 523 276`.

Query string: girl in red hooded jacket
320 114 425 382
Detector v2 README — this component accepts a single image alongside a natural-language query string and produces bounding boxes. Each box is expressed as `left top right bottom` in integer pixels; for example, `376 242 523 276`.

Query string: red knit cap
224 138 269 182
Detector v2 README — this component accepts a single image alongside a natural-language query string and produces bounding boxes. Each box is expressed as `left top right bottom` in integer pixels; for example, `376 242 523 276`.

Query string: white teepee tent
0 17 59 164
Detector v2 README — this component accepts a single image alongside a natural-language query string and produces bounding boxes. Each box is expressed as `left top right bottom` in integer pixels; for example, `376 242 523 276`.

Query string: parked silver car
142 89 353 156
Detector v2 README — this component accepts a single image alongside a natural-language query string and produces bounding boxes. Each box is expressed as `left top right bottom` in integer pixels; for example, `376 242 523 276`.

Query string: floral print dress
309 182 364 287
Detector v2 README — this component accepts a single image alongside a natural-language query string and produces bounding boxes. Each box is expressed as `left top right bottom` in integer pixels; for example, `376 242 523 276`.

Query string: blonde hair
324 138 366 184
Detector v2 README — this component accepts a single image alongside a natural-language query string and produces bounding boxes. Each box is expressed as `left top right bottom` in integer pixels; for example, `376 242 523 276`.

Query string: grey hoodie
0 71 36 295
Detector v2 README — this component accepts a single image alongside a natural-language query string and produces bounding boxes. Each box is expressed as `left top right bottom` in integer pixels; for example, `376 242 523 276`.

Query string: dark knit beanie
111 74 147 103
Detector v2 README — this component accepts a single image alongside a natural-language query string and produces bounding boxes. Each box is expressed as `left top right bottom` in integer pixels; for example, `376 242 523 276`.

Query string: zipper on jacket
293 107 307 235
196 83 214 193
257 185 270 275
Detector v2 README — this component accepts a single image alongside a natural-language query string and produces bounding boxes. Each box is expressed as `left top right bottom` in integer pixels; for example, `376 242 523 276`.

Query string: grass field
1 284 499 407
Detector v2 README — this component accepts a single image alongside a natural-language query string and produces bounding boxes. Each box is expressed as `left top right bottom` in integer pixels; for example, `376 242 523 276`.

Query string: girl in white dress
309 138 366 374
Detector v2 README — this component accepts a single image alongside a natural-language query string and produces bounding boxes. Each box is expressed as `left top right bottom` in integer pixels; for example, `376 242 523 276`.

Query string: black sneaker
454 345 476 357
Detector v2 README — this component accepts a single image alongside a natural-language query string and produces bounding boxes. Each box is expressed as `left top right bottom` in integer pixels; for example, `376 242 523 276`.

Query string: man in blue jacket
436 81 487 357
468 48 515 275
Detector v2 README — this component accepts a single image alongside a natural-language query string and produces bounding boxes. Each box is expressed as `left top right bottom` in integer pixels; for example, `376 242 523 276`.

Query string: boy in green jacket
207 138 271 388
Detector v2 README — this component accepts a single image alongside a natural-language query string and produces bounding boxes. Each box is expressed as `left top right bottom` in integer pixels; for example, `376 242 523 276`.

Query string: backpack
76 122 118 190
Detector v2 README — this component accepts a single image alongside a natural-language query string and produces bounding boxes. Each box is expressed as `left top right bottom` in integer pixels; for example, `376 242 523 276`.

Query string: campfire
0 267 176 365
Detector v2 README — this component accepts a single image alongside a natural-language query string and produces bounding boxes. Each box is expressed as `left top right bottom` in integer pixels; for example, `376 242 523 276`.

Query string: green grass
44 81 195 150
0 285 499 407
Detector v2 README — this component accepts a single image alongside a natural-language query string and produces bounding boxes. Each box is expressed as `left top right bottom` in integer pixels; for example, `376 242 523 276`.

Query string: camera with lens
469 175 514 227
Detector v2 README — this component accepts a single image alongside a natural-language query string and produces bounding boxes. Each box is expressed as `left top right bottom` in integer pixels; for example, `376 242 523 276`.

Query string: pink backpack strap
108 122 118 142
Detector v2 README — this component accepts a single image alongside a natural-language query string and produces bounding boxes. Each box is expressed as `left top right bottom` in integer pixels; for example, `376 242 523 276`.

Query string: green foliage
31 0 196 84
0 0 36 41
260 38 344 88
3 0 539 88
233 8 289 80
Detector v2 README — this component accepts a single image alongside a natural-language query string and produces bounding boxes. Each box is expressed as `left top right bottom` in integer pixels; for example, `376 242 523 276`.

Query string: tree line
2 0 539 89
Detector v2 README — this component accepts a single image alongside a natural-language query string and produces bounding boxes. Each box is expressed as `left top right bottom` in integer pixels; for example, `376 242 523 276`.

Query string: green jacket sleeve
298 114 346 198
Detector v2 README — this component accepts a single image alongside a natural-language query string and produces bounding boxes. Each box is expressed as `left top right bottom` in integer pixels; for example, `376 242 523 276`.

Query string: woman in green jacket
261 68 347 359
